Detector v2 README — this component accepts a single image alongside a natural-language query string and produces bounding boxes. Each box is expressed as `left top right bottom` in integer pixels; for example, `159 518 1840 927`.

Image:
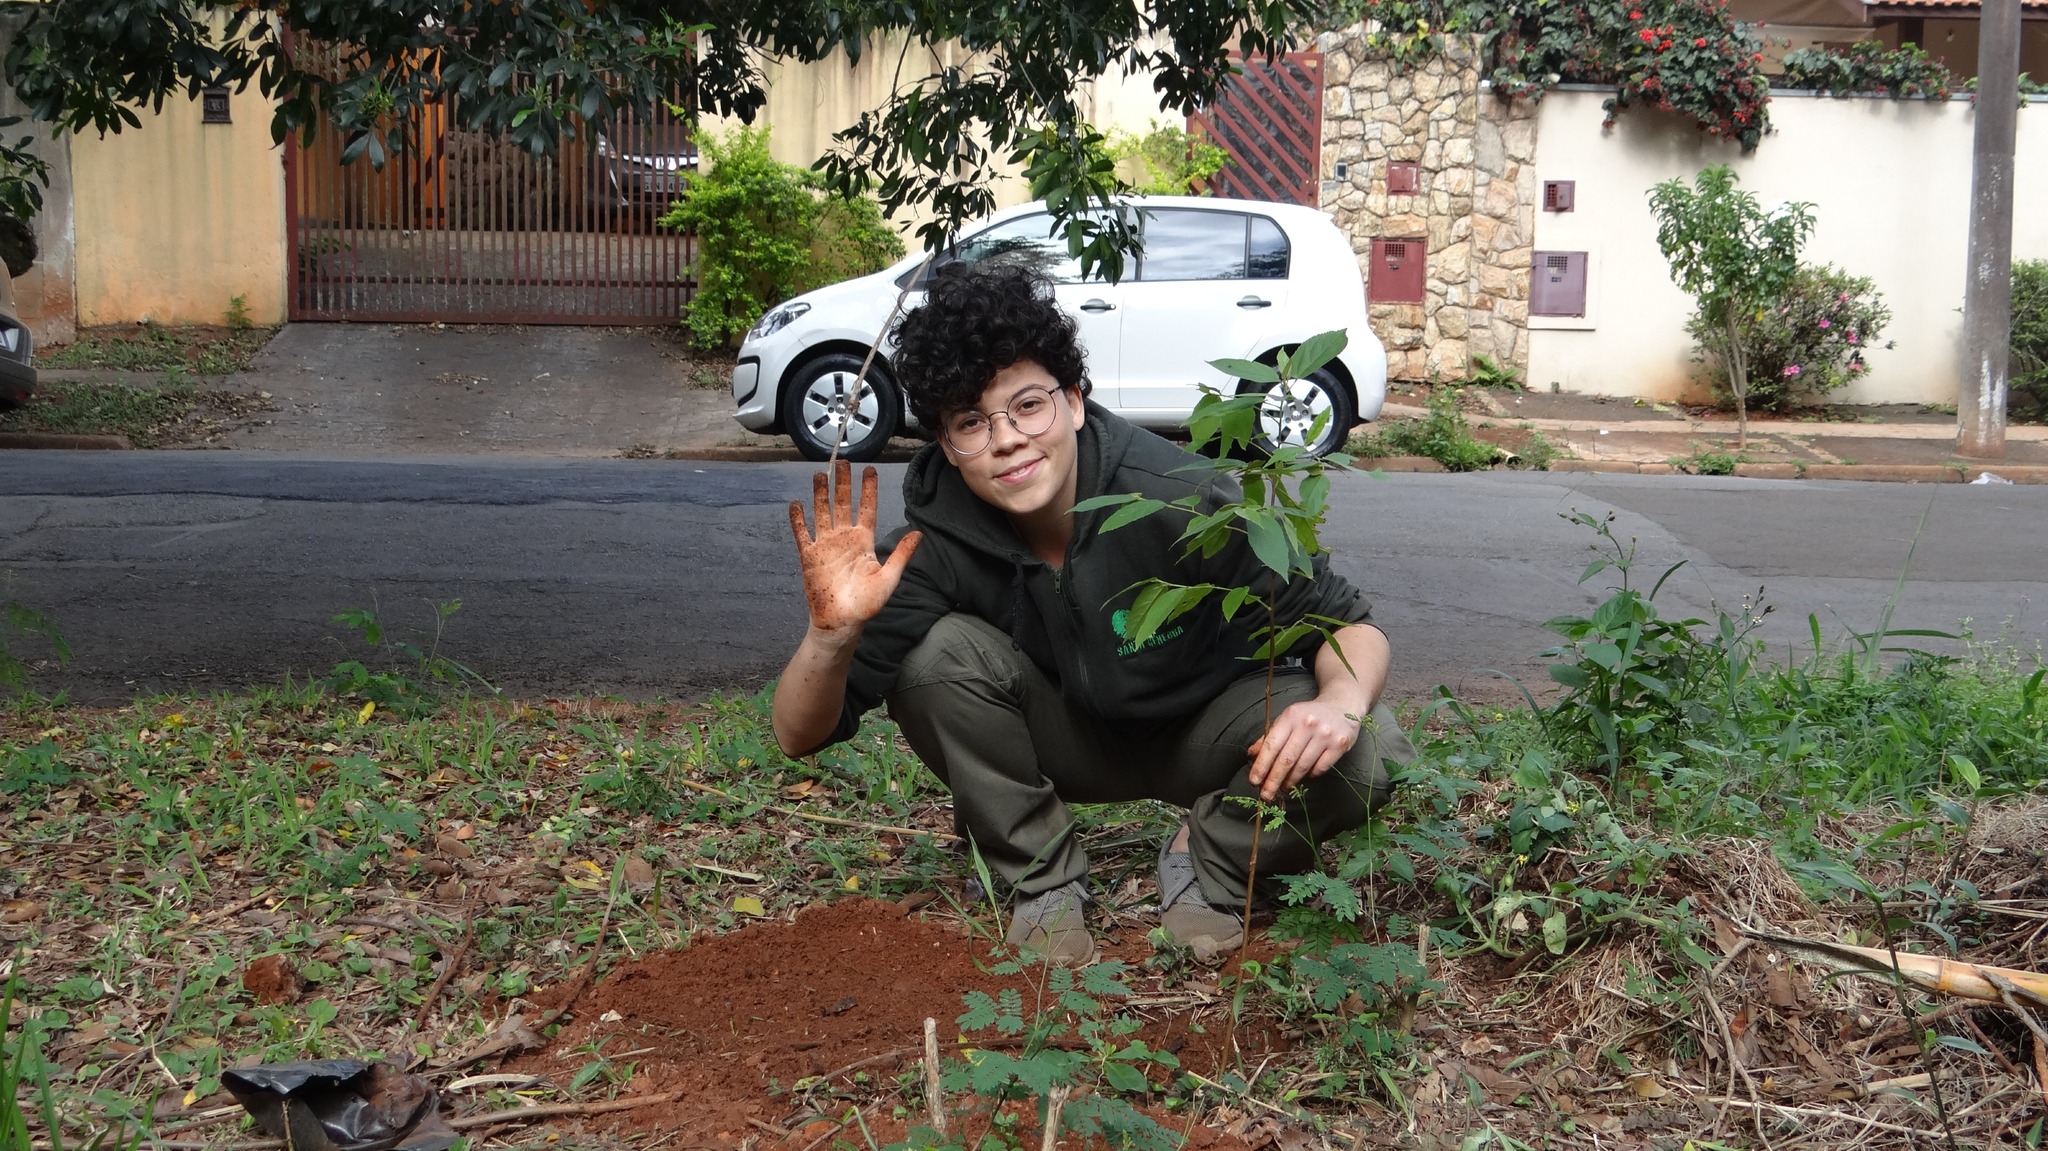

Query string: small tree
1077 332 1366 951
1647 165 1814 446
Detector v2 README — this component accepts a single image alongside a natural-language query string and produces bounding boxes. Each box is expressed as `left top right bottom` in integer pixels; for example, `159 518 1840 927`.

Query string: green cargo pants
885 613 1413 907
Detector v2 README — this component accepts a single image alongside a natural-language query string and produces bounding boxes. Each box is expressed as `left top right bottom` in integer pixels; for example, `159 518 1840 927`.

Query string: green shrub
1779 42 1954 99
659 127 904 350
1347 387 1502 471
2012 258 2048 422
1105 119 1229 195
1684 263 1892 412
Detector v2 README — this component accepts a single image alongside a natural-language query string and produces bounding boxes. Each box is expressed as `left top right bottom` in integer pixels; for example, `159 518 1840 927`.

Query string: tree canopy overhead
5 0 1316 274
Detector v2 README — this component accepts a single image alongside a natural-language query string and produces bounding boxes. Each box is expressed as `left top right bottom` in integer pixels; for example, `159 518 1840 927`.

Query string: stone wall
1317 31 1535 383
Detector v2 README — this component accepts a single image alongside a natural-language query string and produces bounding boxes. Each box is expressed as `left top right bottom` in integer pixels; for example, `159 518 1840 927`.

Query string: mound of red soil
513 898 1272 1148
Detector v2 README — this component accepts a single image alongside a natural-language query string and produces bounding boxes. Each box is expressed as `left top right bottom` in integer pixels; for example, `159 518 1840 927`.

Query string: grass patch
40 325 277 376
0 377 273 446
3 536 2046 1148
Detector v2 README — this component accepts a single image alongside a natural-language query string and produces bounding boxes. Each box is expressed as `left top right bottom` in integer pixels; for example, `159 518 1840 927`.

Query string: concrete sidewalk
17 322 2048 480
1379 388 2048 483
219 323 789 457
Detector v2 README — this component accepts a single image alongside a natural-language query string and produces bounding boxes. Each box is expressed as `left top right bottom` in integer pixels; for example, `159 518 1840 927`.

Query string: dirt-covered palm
787 460 922 633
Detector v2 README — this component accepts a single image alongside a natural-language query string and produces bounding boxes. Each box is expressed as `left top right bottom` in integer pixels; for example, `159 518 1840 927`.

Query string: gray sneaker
1157 827 1245 964
1007 879 1097 965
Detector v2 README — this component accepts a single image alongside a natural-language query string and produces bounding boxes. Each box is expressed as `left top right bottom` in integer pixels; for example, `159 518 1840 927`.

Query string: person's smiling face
939 360 1088 560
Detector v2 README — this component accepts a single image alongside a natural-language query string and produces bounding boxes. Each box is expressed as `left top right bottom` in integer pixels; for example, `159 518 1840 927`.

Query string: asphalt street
5 452 2045 705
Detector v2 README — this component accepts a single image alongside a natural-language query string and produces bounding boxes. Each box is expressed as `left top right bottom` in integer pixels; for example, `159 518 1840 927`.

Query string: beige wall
1526 88 2048 404
72 83 287 326
707 34 1174 241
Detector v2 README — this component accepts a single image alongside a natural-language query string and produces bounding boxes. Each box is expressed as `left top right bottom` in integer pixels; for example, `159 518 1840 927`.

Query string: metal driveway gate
1188 53 1324 207
286 92 695 324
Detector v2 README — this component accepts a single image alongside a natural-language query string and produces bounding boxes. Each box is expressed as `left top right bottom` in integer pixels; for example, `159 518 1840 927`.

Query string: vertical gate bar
397 122 409 314
284 109 300 320
493 112 506 321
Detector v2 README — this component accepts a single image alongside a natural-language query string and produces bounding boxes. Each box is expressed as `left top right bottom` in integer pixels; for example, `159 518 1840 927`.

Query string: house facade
1313 23 2048 405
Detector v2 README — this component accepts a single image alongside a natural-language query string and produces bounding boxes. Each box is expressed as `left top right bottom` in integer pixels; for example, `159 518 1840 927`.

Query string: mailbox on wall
1370 238 1427 304
1530 250 1588 318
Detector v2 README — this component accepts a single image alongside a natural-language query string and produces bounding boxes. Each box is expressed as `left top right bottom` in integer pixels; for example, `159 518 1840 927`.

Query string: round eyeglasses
942 386 1063 457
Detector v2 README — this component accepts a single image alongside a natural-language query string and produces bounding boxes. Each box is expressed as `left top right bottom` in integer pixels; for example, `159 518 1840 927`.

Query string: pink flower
1837 292 1850 304
1783 365 1802 377
1818 318 1831 329
1846 332 1858 344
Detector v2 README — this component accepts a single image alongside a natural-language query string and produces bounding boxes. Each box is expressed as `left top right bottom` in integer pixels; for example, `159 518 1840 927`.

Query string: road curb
1540 459 2048 482
0 432 134 450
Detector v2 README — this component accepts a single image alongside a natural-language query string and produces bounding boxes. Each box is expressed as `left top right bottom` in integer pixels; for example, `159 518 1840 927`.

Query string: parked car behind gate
730 196 1387 461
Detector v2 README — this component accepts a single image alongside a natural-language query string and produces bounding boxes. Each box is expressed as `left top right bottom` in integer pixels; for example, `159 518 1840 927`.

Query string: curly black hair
890 259 1092 430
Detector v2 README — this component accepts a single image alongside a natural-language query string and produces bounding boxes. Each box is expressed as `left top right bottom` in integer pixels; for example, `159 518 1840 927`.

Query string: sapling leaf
1221 586 1251 620
1072 493 1143 514
1099 499 1167 533
1286 329 1349 378
1211 357 1279 384
1241 510 1291 578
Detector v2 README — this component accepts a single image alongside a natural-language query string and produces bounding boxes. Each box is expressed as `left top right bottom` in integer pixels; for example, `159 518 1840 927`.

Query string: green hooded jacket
821 403 1376 748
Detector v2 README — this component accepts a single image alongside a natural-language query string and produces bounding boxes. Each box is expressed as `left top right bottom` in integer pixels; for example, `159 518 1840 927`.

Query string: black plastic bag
222 1060 458 1151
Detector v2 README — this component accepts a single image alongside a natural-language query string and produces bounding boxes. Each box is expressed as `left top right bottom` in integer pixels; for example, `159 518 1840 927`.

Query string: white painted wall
1526 87 2048 404
705 35 1172 243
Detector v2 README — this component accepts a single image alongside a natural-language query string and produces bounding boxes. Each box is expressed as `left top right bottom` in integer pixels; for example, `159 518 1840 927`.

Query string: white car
730 196 1387 461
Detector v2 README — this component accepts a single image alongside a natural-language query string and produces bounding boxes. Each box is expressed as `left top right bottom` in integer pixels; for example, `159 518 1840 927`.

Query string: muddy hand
1245 699 1359 802
786 460 921 634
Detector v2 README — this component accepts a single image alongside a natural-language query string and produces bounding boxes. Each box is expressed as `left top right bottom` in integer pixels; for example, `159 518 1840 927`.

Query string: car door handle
1237 295 1273 309
1078 298 1116 313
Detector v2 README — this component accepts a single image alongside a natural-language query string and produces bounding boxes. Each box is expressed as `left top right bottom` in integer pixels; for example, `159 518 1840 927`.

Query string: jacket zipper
1052 543 1096 703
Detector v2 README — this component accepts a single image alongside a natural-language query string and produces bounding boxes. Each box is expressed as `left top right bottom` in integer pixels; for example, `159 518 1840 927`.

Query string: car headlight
747 301 810 342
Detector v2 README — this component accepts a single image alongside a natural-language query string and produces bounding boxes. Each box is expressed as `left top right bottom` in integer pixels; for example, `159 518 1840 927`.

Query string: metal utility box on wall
1542 180 1574 212
1387 162 1420 195
1531 251 1588 317
1370 238 1427 304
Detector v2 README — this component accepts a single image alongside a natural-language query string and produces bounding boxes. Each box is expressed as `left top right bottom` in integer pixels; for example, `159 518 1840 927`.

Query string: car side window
1247 215 1290 279
1137 210 1248 281
954 214 1089 283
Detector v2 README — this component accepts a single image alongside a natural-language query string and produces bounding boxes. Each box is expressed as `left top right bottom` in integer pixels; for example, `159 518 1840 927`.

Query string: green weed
324 598 497 714
1466 354 1523 390
1347 388 1503 472
1669 444 1747 475
0 589 68 696
39 325 275 376
897 962 1180 1150
0 378 199 445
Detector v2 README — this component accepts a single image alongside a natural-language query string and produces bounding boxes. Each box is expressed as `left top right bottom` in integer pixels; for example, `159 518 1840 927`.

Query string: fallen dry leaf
621 856 655 890
243 954 302 1005
1 899 45 924
434 834 473 859
562 860 606 890
1628 1074 1669 1099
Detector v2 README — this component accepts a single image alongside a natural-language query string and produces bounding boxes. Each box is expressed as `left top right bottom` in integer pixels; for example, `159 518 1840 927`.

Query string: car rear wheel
781 352 902 463
1249 367 1355 460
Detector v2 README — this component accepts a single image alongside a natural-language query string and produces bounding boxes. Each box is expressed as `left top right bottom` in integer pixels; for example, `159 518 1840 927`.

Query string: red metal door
1187 53 1323 207
285 71 695 324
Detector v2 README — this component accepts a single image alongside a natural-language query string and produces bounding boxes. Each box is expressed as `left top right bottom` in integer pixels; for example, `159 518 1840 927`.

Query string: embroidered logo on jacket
1110 608 1185 658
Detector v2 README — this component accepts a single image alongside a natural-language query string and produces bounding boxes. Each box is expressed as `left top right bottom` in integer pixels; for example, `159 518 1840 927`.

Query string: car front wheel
781 352 902 463
1249 367 1356 459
